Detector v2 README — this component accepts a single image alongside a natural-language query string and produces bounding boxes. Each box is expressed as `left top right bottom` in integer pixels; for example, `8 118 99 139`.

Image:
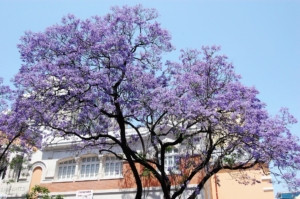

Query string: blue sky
0 0 299 195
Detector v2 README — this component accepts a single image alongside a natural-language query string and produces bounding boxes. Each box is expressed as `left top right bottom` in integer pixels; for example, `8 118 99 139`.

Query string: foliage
1 4 299 199
0 79 42 169
25 185 64 199
0 155 32 184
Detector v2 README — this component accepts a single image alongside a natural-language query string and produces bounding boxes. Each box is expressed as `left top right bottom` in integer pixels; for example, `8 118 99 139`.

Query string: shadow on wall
118 162 206 199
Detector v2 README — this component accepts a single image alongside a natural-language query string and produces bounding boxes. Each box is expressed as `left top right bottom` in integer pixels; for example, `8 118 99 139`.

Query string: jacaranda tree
0 78 12 172
12 5 300 199
0 78 42 178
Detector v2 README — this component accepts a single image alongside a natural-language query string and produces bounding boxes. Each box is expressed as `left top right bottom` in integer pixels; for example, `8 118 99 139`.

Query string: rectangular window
90 164 95 177
105 163 109 176
67 166 71 178
104 156 122 177
58 167 62 179
115 162 120 175
57 159 75 180
162 148 179 173
80 156 99 179
72 166 75 177
86 165 90 177
10 156 23 182
94 164 99 177
62 167 67 179
81 165 86 178
0 166 7 180
109 162 114 176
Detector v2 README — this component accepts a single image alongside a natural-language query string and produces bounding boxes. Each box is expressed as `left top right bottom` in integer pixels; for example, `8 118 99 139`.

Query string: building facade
0 131 275 199
0 136 210 199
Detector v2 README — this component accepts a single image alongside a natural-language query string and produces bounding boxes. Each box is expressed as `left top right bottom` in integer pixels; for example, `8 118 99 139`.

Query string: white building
0 128 210 199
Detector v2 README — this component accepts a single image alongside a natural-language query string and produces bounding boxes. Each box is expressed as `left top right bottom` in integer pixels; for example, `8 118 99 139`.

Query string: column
74 156 81 181
98 155 103 180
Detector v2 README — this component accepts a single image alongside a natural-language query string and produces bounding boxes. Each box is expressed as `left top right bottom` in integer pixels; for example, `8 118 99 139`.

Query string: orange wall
29 167 43 191
210 168 274 199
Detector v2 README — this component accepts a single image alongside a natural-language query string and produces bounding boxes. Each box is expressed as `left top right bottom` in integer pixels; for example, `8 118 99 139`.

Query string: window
57 159 75 180
10 155 23 182
80 157 99 178
0 166 7 181
0 155 8 182
104 156 122 177
164 148 179 172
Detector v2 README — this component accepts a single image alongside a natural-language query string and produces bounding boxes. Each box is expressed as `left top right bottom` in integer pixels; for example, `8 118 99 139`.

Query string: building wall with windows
0 134 274 199
0 138 210 199
35 142 208 199
0 146 276 199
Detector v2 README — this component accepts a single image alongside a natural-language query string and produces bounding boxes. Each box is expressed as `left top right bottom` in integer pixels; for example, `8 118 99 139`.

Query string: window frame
79 156 100 179
163 148 180 174
103 156 123 178
10 155 24 182
57 159 76 181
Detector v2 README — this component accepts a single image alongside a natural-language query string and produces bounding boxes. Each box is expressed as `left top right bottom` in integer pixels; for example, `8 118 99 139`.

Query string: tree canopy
0 78 41 173
1 5 299 199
